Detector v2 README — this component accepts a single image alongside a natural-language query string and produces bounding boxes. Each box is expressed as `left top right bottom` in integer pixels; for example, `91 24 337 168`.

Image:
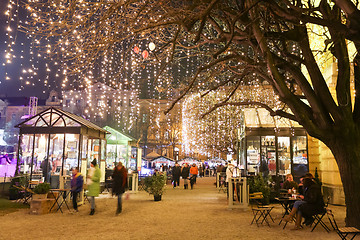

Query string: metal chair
311 196 331 232
327 209 360 240
249 192 274 227
218 175 227 193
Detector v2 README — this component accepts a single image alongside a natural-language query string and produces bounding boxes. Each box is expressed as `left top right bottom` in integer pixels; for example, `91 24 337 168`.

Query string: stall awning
104 126 136 145
151 156 175 164
146 151 161 160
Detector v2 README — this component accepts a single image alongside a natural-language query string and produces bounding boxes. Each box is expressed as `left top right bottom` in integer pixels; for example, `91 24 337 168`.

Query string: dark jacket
71 173 84 193
299 182 325 217
283 180 298 190
172 165 181 178
112 166 128 195
181 166 190 179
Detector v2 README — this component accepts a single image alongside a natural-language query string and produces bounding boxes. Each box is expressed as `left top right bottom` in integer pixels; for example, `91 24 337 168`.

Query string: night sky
0 2 59 98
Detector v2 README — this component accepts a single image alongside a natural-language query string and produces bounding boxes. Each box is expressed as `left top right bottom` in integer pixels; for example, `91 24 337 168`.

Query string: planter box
29 199 55 215
32 193 48 200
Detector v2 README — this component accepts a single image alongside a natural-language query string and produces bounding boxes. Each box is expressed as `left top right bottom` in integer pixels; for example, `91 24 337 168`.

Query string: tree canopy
17 0 360 227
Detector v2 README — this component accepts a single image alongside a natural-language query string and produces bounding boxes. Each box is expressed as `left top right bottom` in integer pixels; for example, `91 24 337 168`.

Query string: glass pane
292 136 308 180
101 139 106 160
19 134 34 174
82 135 88 160
246 136 260 174
106 144 117 169
34 134 49 181
261 136 276 176
278 137 291 176
53 116 65 127
64 134 79 173
130 147 137 171
88 139 100 167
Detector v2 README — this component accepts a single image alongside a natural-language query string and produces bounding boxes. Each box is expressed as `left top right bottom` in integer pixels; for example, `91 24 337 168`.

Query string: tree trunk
327 138 360 228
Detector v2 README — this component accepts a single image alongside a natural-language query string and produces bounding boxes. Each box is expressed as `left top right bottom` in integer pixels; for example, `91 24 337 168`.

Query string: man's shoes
303 217 314 226
89 209 95 215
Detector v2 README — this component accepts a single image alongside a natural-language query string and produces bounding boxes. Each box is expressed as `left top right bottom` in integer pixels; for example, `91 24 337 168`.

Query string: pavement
0 177 348 240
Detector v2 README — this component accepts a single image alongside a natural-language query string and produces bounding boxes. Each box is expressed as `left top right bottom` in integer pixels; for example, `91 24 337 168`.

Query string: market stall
15 107 109 187
151 156 175 169
204 157 226 168
103 126 141 172
178 157 200 166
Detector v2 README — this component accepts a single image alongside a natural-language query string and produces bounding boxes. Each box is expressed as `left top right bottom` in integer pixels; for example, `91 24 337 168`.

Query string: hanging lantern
134 46 140 54
142 50 149 59
149 42 156 51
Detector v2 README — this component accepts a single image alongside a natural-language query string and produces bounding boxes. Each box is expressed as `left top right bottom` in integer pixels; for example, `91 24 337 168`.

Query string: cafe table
275 196 301 229
49 189 71 213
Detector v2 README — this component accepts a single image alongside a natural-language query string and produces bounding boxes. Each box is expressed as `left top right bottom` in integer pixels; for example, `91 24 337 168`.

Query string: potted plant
143 173 166 201
248 175 271 204
32 183 51 199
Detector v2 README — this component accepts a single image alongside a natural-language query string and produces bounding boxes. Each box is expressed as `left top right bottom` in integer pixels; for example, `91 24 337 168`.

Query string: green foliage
33 183 50 194
314 167 322 187
9 175 28 200
143 174 166 196
248 175 271 204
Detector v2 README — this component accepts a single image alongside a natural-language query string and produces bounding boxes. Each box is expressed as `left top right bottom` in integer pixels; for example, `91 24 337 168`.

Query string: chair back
327 209 339 231
249 192 264 206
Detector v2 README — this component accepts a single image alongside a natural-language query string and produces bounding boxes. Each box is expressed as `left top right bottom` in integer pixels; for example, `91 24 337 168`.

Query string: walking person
181 163 190 189
87 159 101 215
172 163 181 188
112 162 128 215
189 163 198 189
70 167 83 212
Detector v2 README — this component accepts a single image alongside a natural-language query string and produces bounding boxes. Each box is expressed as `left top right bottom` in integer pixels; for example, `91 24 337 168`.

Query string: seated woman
282 174 299 193
283 177 325 230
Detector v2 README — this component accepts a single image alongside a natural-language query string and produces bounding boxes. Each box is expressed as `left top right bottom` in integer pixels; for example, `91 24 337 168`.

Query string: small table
49 189 71 213
276 197 300 229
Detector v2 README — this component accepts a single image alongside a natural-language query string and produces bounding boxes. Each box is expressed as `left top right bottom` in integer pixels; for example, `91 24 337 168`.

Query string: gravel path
0 177 347 240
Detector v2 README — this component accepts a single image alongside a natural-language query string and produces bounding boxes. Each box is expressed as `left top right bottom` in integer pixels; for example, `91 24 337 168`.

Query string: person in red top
189 164 199 189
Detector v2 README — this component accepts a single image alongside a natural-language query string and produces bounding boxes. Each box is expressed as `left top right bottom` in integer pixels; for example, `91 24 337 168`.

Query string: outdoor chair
218 174 227 193
249 192 274 227
327 209 360 240
83 190 91 204
138 178 145 191
311 196 331 232
13 185 33 205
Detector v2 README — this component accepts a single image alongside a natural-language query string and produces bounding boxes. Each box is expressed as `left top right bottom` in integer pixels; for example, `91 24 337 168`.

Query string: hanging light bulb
149 42 155 51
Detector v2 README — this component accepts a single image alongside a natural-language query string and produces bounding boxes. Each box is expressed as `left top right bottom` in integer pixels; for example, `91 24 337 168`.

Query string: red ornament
134 46 140 54
142 50 149 59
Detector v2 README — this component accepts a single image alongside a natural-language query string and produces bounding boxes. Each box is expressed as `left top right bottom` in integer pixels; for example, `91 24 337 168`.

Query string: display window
278 137 291 175
261 136 276 175
106 145 127 169
292 136 308 179
246 136 260 174
245 133 308 180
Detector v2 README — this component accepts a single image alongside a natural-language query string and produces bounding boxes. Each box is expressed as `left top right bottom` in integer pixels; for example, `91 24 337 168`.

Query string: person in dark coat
172 163 181 188
181 164 190 189
112 162 128 214
283 178 324 230
298 178 325 226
